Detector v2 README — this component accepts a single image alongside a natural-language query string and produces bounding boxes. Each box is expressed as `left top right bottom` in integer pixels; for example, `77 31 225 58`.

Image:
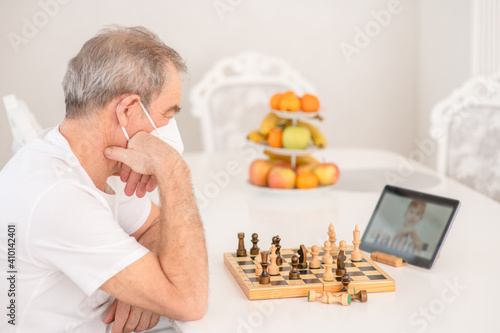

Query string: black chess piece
250 233 260 256
259 252 271 284
341 273 350 292
272 235 283 265
237 232 246 257
297 244 308 270
289 255 301 280
336 241 347 276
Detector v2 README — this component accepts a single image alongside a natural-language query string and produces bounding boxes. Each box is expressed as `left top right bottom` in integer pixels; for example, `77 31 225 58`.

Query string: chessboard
224 246 395 300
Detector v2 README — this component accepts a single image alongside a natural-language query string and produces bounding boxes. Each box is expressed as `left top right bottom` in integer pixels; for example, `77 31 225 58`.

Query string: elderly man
0 26 208 332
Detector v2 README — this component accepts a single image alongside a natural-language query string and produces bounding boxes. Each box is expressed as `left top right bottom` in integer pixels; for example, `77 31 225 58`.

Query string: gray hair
62 25 187 118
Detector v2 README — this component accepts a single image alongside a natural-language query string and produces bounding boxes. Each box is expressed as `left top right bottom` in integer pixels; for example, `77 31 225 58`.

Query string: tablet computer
360 185 460 269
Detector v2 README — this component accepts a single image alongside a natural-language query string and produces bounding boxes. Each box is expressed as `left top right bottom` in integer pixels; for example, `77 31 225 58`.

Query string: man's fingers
148 314 161 330
120 164 132 183
146 176 158 193
124 171 143 197
103 299 118 324
123 306 144 333
104 147 131 165
111 301 131 333
135 312 153 332
135 175 151 198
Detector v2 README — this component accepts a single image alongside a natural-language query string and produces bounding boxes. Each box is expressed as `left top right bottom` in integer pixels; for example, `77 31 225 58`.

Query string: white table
168 148 497 333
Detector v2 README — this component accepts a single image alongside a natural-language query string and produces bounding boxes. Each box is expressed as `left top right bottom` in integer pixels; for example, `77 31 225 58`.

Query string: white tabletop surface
164 148 498 333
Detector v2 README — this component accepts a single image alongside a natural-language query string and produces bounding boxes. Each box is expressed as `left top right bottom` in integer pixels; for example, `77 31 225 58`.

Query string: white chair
189 50 317 152
429 74 500 201
2 94 43 154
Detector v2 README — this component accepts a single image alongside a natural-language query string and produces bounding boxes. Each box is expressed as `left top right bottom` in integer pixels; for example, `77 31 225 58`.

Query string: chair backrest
189 50 317 152
2 94 43 154
429 75 500 201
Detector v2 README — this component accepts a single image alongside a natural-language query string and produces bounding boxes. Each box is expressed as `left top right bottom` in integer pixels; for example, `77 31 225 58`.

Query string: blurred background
0 0 472 169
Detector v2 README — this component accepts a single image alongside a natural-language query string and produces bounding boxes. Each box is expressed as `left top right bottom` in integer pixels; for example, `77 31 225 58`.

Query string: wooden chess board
224 246 395 300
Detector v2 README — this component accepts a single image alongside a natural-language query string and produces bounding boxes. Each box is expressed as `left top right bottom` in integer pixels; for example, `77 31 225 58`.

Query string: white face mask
118 102 184 155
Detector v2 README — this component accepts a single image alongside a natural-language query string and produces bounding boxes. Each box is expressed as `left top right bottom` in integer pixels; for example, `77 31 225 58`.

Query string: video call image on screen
364 193 455 260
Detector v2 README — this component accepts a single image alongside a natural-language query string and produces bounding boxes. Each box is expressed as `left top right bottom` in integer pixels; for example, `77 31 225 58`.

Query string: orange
270 93 284 110
267 128 283 148
296 171 319 189
279 94 301 112
301 94 320 112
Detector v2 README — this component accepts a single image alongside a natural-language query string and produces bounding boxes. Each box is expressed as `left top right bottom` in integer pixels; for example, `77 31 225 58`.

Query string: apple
267 166 296 189
313 163 340 186
249 159 274 187
282 126 311 150
295 162 319 174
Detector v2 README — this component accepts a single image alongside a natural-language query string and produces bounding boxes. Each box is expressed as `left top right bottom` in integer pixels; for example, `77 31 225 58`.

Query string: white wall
0 0 467 170
416 0 472 168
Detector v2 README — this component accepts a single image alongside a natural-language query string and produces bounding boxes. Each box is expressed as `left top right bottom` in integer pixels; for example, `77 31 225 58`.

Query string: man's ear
115 94 141 127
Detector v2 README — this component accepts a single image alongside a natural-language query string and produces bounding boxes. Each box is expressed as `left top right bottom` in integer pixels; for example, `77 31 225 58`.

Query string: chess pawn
322 254 334 282
254 250 263 276
289 255 301 280
268 245 279 276
328 223 338 254
307 290 328 303
327 293 351 306
259 252 271 284
322 241 332 264
236 232 247 257
351 225 362 262
351 289 368 302
309 245 321 269
340 273 350 292
250 233 260 256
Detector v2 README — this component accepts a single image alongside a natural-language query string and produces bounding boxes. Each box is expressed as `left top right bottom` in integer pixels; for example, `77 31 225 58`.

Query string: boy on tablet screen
394 200 426 252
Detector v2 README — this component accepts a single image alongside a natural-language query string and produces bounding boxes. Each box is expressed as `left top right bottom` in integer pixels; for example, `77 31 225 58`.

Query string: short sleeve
29 182 149 296
108 176 152 235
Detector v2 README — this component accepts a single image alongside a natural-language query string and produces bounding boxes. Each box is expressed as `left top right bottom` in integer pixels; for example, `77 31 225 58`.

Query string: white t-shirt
0 127 151 332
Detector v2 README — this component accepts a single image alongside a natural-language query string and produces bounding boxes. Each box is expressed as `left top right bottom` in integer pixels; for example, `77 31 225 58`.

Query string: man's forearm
156 161 208 304
137 219 161 255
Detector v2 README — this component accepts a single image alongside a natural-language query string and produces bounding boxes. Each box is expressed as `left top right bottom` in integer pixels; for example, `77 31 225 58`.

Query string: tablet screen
360 185 460 269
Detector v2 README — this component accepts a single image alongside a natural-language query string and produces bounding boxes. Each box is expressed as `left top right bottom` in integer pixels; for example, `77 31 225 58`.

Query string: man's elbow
163 290 208 321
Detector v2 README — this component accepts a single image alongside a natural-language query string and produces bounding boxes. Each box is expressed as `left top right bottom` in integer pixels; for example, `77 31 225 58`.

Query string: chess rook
237 232 247 257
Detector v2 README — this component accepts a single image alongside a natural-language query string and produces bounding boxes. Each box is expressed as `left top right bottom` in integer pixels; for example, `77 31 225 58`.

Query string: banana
264 150 320 166
297 120 327 148
259 112 286 136
247 130 267 142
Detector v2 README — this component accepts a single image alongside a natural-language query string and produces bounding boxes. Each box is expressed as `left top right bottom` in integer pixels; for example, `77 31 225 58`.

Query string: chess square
359 266 378 272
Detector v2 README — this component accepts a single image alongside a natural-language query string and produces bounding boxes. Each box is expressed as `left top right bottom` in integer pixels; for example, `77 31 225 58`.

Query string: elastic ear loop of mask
139 102 159 136
116 101 131 141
